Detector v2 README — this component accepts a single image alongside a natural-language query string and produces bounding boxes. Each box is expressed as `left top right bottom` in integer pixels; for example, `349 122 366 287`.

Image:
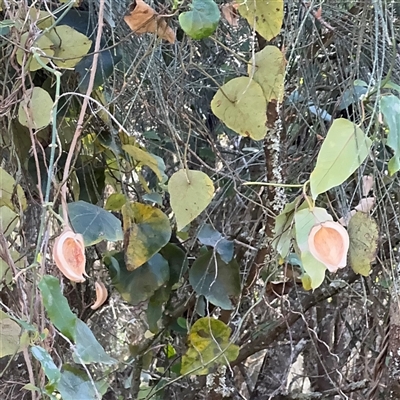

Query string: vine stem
60 0 105 228
242 181 304 188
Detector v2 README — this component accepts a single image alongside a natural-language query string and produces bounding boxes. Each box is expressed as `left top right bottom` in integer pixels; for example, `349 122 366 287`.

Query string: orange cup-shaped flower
308 221 350 272
53 228 86 282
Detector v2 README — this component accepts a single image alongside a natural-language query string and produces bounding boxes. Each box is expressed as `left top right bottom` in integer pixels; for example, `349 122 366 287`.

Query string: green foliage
294 208 333 289
159 243 188 286
38 275 77 341
18 87 53 130
310 118 372 199
68 201 123 246
31 346 61 387
380 94 400 175
272 197 306 258
179 0 220 40
348 212 379 276
197 224 234 263
211 77 267 140
189 251 240 309
123 202 171 270
57 367 107 400
168 169 214 231
181 317 239 375
238 0 284 41
105 252 170 305
73 320 116 365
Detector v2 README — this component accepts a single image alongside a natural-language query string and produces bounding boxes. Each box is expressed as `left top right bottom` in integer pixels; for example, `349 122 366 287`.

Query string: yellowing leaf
211 77 267 140
105 193 127 211
18 87 53 130
348 212 379 276
16 32 55 72
47 25 92 68
181 317 239 375
168 169 214 231
0 206 18 236
122 144 163 181
238 0 284 41
28 9 55 29
301 274 312 291
0 167 27 211
310 118 371 200
123 202 171 270
248 45 285 102
0 311 22 358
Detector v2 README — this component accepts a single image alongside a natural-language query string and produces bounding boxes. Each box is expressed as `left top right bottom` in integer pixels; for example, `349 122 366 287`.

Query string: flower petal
308 221 350 272
91 281 108 310
53 228 86 282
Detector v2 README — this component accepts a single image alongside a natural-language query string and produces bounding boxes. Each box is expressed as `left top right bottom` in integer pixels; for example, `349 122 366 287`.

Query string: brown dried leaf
221 3 239 27
53 228 86 282
124 0 175 44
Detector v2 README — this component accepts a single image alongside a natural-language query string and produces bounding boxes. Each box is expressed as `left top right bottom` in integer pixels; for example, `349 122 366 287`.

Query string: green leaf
47 25 92 69
168 169 214 231
122 144 164 181
310 118 371 199
123 202 171 270
181 317 239 375
31 346 61 386
197 224 234 263
248 45 285 102
380 95 400 175
211 77 267 140
0 311 22 358
68 201 123 246
238 0 284 41
348 212 379 276
18 87 53 130
179 0 220 40
73 319 116 365
189 251 240 310
38 275 77 341
160 243 188 286
272 197 306 258
294 208 332 289
0 167 27 211
16 32 55 71
57 369 100 400
147 286 171 333
105 252 170 305
105 193 127 211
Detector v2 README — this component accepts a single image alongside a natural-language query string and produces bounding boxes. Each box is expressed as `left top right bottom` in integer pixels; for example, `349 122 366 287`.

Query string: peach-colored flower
308 221 349 272
91 281 108 310
53 228 86 282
